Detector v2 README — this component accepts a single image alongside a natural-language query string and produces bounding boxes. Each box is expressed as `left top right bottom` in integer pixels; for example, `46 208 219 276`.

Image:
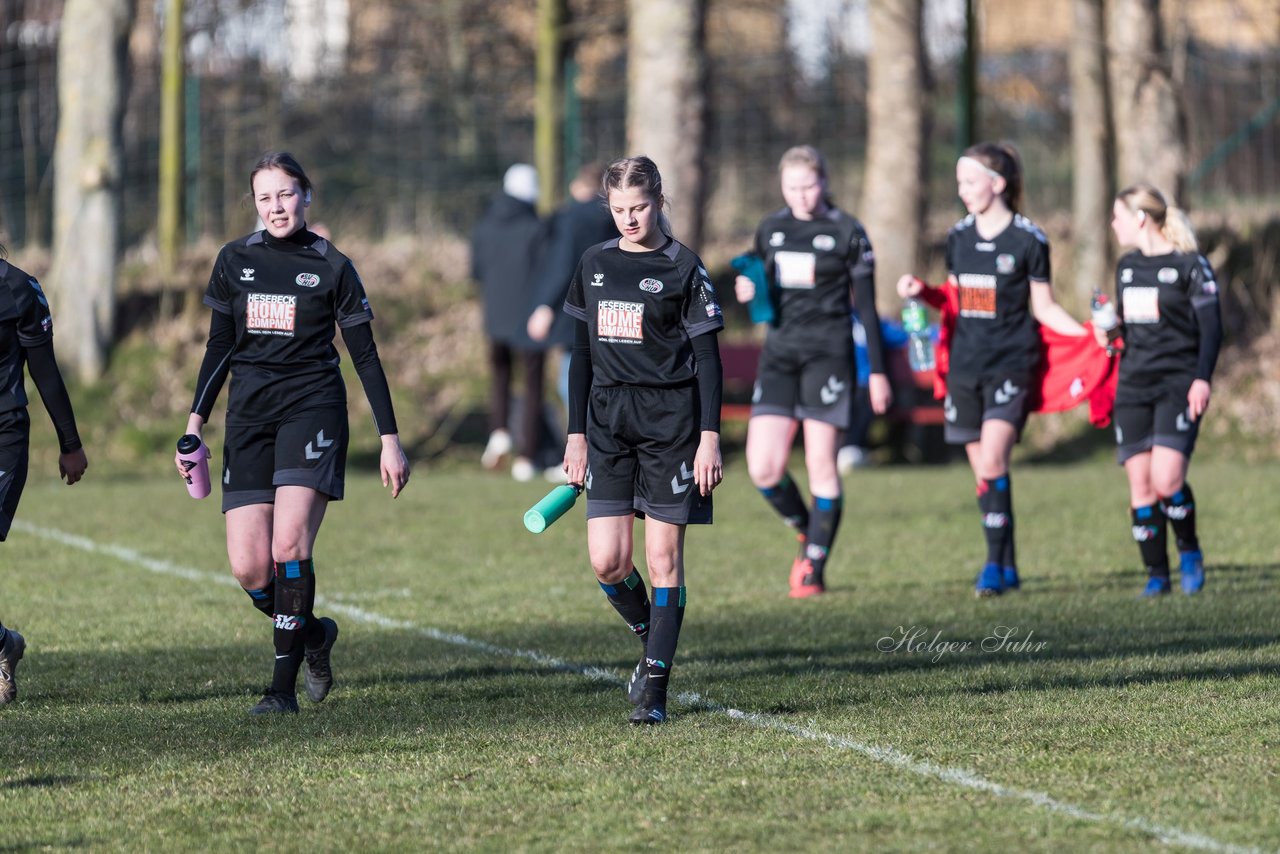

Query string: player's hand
896 274 924 299
1092 324 1111 349
694 431 722 496
380 434 410 498
1187 379 1211 421
868 373 893 415
59 448 88 485
733 275 755 304
563 433 588 487
527 305 554 342
174 416 207 480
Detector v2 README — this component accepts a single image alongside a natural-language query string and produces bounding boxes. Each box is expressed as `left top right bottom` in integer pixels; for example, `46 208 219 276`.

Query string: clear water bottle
901 297 935 372
1090 289 1119 356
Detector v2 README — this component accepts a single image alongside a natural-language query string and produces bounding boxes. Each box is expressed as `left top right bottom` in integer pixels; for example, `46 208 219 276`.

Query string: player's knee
591 556 630 583
1153 473 1185 500
746 455 784 488
271 535 310 564
230 559 272 590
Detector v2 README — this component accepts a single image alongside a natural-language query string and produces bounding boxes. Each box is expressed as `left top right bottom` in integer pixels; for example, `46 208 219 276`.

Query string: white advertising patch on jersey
1122 286 1160 324
597 299 644 344
957 273 997 318
775 251 817 289
246 293 297 336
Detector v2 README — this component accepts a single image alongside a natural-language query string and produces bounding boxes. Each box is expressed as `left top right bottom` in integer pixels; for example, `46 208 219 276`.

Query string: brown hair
249 151 313 201
1116 183 1198 253
778 144 834 207
961 142 1023 213
602 155 671 237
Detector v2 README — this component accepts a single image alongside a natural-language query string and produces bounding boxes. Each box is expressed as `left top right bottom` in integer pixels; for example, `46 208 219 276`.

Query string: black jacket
531 197 617 348
470 192 544 347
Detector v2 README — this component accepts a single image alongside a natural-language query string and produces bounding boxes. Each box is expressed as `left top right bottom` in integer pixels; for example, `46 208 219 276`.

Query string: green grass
3 456 1279 851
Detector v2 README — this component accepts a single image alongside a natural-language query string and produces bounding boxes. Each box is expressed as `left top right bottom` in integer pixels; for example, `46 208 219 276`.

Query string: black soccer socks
978 477 1013 569
1132 503 1170 578
804 494 843 582
643 587 686 700
759 473 810 533
1161 483 1199 553
599 567 651 642
244 580 275 619
270 558 316 695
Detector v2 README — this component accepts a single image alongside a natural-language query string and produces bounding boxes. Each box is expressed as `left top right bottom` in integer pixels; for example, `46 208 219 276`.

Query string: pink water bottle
176 434 211 499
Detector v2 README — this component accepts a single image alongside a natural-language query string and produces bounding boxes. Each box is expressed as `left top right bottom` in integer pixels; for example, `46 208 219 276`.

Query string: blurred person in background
0 241 89 706
562 155 723 725
734 145 891 598
177 151 409 714
898 142 1088 597
471 163 549 482
1103 183 1221 597
527 162 617 417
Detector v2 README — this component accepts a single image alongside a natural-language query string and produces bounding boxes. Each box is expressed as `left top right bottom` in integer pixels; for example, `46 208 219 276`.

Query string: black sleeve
852 274 886 375
25 342 82 453
191 309 235 420
567 319 592 434
691 331 722 433
1194 301 1223 382
340 321 399 435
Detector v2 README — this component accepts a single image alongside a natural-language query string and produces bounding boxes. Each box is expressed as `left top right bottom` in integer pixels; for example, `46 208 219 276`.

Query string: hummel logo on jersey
295 272 320 288
240 268 255 281
591 273 604 286
944 395 958 423
671 462 694 495
819 376 846 405
1176 412 1191 432
769 231 785 247
305 430 334 460
994 380 1020 405
639 278 663 293
1121 268 1134 283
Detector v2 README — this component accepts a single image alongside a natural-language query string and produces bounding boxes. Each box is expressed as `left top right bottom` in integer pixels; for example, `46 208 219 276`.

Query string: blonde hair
1116 183 1197 253
961 142 1024 213
778 145 834 207
603 155 672 237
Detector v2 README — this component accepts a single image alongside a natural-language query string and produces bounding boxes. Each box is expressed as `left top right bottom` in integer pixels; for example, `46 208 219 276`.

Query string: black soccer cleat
628 689 668 725
626 655 648 705
0 629 26 706
303 617 339 703
249 690 300 715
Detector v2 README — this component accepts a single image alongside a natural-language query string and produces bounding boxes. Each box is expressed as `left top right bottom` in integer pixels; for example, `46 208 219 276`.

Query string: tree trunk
535 0 564 215
626 0 706 251
1106 0 1186 200
862 0 925 305
48 0 133 383
1071 0 1112 301
159 0 184 280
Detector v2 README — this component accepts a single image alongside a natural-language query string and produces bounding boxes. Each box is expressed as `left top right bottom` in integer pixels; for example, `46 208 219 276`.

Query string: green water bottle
523 483 584 533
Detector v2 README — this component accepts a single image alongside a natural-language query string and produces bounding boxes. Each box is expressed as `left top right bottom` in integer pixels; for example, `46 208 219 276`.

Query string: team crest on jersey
1157 267 1179 284
246 292 298 336
240 268 255 282
591 273 604 287
812 234 836 252
597 299 644 344
1120 268 1134 284
769 231 785 247
639 278 663 293
295 272 320 288
996 253 1015 275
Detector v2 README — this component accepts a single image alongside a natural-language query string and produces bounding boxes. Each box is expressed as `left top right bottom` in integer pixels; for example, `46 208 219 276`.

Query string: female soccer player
1103 184 1221 596
734 145 891 598
0 244 89 705
562 155 723 725
898 142 1088 597
176 152 410 714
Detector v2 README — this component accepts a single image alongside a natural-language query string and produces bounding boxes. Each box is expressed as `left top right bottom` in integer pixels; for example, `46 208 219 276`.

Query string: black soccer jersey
564 237 723 388
1115 250 1221 392
754 206 875 346
202 229 374 426
0 261 53 414
945 213 1051 381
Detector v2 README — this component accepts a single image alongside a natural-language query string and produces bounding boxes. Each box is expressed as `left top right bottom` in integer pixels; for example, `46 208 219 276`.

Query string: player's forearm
24 341 82 453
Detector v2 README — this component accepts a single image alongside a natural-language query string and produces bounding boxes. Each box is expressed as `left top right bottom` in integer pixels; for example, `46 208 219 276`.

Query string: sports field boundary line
13 519 1265 854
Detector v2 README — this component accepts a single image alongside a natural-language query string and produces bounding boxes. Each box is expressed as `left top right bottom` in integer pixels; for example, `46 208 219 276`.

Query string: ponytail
1162 206 1198 253
1116 183 1198 253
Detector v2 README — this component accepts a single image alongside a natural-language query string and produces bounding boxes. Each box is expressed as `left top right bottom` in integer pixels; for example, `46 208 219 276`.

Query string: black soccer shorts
750 335 856 428
1114 378 1200 464
584 384 711 526
0 409 31 541
221 406 349 512
943 371 1032 445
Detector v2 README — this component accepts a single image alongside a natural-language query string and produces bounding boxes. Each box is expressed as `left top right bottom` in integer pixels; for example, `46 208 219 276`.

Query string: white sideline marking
14 520 1262 854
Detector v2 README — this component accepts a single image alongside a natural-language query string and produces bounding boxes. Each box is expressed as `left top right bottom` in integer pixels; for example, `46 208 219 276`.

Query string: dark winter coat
470 192 544 348
530 196 617 348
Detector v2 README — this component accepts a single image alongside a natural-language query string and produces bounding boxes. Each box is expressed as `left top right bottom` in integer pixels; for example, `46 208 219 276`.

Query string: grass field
3 452 1278 852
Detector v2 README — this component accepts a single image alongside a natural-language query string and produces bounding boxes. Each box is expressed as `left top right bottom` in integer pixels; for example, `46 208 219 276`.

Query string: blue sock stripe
1136 505 1153 520
995 476 1009 491
247 588 270 600
599 582 618 595
653 586 686 607
815 496 841 511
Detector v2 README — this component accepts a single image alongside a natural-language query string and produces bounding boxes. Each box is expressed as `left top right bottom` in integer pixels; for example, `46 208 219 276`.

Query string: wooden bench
719 340 944 427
